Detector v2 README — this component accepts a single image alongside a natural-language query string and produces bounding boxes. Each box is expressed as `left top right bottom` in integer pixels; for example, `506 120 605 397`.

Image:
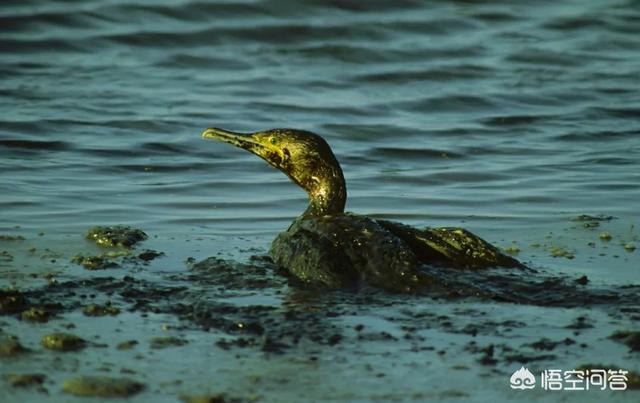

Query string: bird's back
269 213 525 293
269 213 437 292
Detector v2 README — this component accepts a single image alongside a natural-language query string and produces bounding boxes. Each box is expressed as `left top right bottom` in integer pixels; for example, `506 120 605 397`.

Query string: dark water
3 0 639 276
1 1 639 401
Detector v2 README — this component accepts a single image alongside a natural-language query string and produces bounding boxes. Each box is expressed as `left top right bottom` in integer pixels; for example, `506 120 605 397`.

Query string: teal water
2 0 639 274
1 1 639 402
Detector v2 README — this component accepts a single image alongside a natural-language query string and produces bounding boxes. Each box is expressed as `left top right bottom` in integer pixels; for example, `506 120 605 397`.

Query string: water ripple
1 0 638 250
0 139 72 151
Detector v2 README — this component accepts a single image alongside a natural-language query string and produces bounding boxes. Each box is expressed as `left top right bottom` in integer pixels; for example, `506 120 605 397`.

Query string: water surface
1 0 639 401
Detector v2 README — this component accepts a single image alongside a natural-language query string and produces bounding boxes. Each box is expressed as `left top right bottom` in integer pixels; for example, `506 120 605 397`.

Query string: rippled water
1 0 639 401
3 0 639 276
2 1 639 229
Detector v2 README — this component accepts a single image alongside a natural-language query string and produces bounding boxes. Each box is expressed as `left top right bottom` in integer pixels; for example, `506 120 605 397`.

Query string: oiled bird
202 128 525 293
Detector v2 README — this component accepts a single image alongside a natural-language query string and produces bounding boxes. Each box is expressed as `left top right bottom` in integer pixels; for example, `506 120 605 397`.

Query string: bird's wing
376 219 526 269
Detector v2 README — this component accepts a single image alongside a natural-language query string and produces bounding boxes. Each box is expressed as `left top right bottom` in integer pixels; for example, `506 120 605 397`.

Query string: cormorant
202 127 525 293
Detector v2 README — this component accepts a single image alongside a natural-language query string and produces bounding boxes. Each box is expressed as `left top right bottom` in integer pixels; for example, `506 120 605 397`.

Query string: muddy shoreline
1 222 639 401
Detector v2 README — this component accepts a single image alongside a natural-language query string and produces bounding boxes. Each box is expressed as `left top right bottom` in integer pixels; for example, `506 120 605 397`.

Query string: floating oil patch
609 330 640 352
527 215 639 262
62 376 145 398
115 340 138 350
4 373 46 389
528 235 576 260
149 336 188 349
85 226 148 249
71 254 120 270
20 307 51 323
549 245 575 259
137 249 164 261
570 214 616 230
179 394 237 403
599 231 613 241
0 334 29 357
0 289 29 314
82 303 120 316
40 333 86 352
0 235 26 241
502 244 521 255
71 227 159 271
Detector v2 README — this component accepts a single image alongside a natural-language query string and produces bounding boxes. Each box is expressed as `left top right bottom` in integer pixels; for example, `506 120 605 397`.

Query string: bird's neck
303 170 347 217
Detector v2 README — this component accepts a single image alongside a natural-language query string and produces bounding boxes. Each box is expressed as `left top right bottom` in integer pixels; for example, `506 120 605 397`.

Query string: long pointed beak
201 127 262 152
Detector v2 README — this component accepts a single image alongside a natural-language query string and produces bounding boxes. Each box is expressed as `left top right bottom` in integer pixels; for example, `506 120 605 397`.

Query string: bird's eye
269 137 278 145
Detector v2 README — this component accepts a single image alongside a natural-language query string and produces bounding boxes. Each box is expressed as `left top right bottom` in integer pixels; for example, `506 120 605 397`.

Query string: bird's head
202 127 346 216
